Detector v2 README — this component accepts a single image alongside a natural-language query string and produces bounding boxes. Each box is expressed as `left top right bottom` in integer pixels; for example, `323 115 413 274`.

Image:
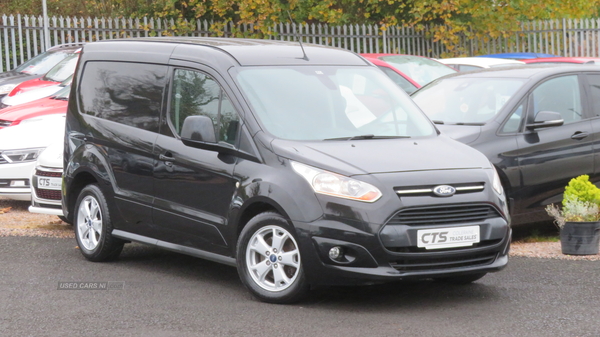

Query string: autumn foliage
2 0 599 55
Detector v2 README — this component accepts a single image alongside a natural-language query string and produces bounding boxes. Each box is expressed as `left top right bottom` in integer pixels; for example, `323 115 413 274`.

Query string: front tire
236 212 309 304
74 184 124 262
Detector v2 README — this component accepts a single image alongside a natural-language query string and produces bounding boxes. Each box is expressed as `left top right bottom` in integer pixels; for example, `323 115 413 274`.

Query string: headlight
291 161 382 202
0 148 45 163
0 84 17 95
491 165 504 195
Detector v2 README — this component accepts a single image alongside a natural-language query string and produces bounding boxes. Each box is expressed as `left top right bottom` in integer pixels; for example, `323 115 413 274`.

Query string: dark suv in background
63 38 510 303
413 65 600 226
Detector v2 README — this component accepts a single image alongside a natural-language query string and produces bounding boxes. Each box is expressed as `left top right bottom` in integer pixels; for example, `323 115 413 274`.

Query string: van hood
435 124 482 144
271 135 490 176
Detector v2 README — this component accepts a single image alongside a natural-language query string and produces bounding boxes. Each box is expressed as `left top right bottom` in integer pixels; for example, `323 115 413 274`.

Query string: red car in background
0 86 68 128
361 53 456 94
4 52 79 99
523 57 600 65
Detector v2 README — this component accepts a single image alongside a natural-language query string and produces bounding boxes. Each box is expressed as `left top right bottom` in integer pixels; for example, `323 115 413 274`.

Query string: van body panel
64 38 510 296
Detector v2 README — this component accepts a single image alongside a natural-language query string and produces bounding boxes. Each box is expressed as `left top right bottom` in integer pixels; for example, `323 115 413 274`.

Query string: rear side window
169 69 239 146
78 61 168 132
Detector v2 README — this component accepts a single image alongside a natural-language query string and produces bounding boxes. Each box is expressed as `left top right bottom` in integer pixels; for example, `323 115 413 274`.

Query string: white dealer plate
417 225 480 250
37 177 62 190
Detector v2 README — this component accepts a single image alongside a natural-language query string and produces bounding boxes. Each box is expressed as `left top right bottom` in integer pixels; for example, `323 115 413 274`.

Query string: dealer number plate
37 177 62 190
417 225 480 250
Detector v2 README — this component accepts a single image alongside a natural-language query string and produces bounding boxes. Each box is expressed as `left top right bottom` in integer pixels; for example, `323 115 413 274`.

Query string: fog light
329 246 344 261
10 180 28 187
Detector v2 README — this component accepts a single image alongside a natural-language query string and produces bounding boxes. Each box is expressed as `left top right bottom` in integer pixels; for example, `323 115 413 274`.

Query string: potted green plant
545 175 600 255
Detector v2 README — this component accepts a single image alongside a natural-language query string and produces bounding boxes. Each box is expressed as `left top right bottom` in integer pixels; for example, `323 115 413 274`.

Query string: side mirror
526 111 564 130
181 115 216 143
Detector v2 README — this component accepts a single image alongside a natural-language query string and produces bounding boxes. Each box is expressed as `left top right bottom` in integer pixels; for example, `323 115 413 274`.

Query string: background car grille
389 252 498 272
386 204 501 226
34 188 62 200
35 170 62 177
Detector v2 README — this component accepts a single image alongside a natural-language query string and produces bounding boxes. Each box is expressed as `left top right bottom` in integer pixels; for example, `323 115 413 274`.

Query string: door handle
571 132 589 140
159 154 175 161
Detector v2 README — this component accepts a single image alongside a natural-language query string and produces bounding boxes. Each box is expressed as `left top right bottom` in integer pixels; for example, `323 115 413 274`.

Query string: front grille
395 183 485 197
386 204 501 226
0 119 11 126
0 153 7 164
36 169 62 177
35 188 62 200
390 252 497 272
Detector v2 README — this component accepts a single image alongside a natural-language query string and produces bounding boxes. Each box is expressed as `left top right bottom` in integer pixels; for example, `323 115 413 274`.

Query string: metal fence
2 14 600 71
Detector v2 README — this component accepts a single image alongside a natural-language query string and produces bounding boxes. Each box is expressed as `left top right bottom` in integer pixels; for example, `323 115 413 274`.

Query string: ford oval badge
433 185 456 197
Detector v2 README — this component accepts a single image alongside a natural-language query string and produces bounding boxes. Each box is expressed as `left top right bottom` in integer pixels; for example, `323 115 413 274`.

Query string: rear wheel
74 184 123 262
236 212 309 304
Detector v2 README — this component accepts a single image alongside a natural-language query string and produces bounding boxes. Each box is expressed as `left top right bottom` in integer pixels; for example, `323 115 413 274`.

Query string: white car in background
29 140 64 218
1 75 72 108
0 114 65 200
438 57 525 72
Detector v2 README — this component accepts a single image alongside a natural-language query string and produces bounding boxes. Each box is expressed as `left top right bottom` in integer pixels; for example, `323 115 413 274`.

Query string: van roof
91 37 368 66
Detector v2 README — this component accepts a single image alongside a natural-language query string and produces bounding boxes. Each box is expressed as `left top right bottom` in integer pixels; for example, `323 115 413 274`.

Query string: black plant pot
560 222 600 255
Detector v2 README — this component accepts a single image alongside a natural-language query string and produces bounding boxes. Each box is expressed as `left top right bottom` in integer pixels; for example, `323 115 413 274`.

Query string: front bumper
29 165 63 216
0 161 36 200
294 209 510 286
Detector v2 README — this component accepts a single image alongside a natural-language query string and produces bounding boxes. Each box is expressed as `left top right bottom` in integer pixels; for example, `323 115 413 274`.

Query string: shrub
546 175 600 228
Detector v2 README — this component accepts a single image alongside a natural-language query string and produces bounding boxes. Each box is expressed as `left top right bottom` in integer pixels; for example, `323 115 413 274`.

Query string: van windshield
233 66 435 140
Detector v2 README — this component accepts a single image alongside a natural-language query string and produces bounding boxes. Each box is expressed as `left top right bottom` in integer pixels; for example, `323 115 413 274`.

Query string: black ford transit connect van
63 38 510 303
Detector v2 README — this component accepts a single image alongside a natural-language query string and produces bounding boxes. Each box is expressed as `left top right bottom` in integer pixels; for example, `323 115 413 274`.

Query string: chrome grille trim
395 183 485 196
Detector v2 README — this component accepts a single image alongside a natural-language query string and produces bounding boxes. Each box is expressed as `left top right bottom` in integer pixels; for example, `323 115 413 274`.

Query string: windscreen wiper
454 122 485 126
325 135 411 141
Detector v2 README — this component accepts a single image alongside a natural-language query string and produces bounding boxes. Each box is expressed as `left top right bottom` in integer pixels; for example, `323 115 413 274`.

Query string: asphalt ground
0 236 599 337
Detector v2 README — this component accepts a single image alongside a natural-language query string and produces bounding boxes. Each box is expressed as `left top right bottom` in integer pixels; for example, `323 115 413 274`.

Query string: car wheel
435 272 487 284
74 184 124 262
236 212 309 304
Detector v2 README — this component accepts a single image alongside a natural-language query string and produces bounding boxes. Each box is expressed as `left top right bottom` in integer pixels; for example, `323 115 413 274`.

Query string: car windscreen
412 77 527 125
233 66 436 141
51 85 70 100
379 55 456 86
42 54 79 82
14 50 73 75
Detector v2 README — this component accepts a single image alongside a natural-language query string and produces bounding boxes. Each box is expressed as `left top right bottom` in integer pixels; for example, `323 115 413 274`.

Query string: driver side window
170 69 240 145
501 102 524 134
531 75 582 124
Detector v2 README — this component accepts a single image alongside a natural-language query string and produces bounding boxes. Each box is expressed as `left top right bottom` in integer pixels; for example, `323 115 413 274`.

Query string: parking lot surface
1 236 599 336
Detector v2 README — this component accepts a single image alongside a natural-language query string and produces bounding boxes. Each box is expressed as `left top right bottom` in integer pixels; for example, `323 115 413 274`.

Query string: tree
2 0 599 54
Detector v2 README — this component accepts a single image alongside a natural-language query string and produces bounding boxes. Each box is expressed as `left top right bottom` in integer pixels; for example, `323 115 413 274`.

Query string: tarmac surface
1 236 599 337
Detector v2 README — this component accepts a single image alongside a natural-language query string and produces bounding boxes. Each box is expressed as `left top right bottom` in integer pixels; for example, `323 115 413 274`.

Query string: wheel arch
64 170 98 223
234 196 292 240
